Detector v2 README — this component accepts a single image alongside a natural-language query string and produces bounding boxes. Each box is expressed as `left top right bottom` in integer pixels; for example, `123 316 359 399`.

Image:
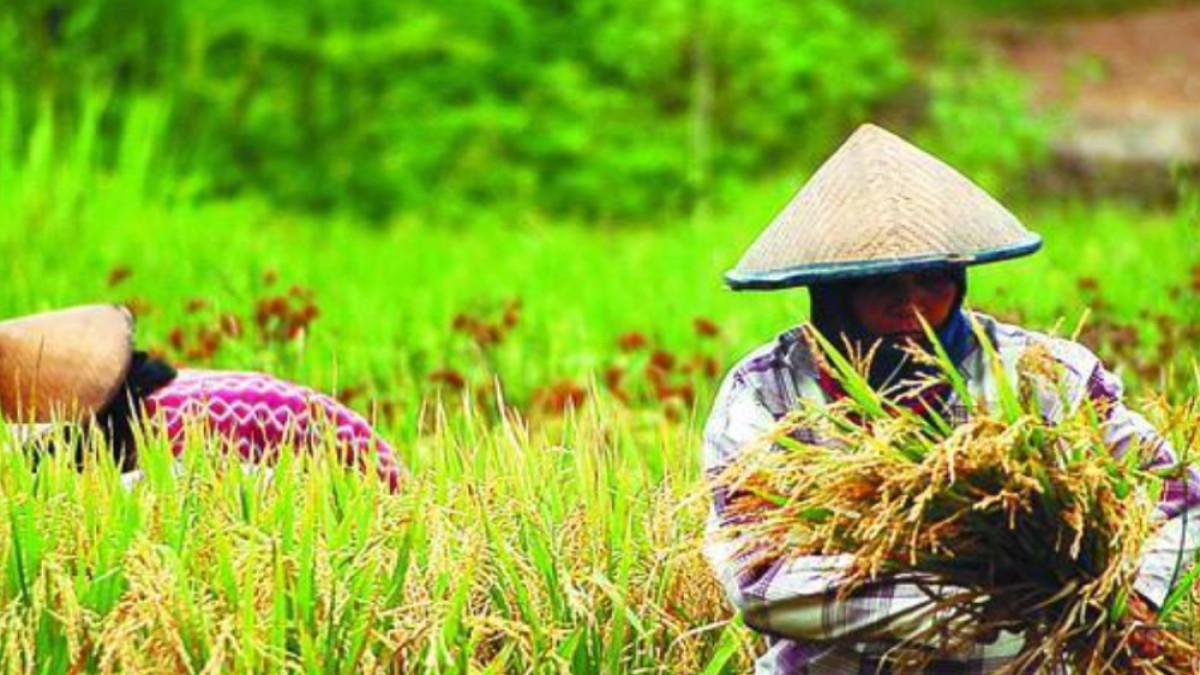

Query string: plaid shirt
703 313 1200 674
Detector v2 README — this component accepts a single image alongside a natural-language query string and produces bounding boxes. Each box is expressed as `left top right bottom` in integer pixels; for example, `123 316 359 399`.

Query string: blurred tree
0 0 1049 222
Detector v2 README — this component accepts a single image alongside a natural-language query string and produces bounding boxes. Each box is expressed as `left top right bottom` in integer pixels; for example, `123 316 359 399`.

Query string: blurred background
8 0 1200 218
2 0 1199 431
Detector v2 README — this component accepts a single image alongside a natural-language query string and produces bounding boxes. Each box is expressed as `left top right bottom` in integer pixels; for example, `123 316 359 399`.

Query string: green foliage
916 47 1056 194
0 0 913 220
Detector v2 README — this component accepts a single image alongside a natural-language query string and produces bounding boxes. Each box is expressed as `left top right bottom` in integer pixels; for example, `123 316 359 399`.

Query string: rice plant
0 400 753 674
0 73 1197 674
715 325 1200 673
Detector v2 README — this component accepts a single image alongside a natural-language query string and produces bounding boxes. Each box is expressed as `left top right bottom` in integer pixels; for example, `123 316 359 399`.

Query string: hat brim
724 237 1043 290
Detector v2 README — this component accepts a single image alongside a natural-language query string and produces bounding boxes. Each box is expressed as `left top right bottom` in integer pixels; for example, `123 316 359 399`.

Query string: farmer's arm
1086 364 1200 608
702 371 966 643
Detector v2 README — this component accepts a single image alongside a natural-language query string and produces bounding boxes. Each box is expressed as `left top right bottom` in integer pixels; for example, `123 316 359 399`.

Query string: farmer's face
847 271 959 337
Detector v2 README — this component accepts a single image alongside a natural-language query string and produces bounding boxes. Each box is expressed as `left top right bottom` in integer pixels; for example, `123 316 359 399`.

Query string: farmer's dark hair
92 352 178 471
27 352 177 472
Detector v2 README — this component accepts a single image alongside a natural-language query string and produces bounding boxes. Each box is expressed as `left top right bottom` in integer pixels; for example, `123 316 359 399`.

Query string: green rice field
2 77 1200 675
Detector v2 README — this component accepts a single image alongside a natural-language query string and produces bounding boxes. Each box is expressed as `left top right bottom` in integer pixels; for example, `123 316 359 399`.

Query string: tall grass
0 400 750 673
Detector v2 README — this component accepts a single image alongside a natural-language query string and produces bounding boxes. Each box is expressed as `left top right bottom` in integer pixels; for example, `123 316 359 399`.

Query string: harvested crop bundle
713 325 1200 674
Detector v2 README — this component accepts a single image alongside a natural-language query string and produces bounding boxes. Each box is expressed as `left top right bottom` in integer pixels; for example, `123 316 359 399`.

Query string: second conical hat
0 305 134 423
725 124 1041 290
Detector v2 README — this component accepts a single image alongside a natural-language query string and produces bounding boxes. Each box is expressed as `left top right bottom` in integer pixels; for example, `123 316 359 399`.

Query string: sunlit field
2 74 1200 673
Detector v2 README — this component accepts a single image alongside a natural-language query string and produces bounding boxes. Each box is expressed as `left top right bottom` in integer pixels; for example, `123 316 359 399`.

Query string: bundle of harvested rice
716 325 1200 674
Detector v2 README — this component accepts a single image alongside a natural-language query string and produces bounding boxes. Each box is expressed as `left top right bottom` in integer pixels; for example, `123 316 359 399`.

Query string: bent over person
702 124 1200 673
0 305 403 490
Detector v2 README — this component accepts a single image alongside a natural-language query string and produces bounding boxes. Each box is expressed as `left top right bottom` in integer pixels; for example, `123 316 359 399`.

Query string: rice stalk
717 328 1200 674
0 397 752 674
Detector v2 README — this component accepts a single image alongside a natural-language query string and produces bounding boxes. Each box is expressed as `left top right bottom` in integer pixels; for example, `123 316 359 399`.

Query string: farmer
1 305 403 490
703 124 1200 672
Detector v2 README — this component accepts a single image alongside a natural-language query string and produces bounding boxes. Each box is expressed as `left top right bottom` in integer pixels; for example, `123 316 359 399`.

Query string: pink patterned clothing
142 370 402 490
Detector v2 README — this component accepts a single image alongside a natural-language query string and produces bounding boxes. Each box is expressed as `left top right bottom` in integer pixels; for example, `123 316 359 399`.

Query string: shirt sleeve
702 369 976 644
1083 364 1200 608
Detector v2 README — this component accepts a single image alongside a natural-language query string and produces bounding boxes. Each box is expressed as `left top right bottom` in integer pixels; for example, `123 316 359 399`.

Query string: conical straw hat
725 123 1041 290
0 305 134 423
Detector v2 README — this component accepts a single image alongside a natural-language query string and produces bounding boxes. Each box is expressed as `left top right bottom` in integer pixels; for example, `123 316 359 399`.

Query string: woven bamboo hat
725 123 1041 290
0 305 134 422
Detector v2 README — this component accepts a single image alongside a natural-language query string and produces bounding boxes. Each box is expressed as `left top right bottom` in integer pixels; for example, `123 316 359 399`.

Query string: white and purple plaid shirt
703 313 1200 674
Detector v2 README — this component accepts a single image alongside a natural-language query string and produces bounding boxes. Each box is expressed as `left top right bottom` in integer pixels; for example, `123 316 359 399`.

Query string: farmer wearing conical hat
0 305 402 490
702 124 1200 673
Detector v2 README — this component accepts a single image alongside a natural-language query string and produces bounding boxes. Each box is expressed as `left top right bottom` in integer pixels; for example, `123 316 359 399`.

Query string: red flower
429 368 467 390
338 384 368 403
168 327 186 351
617 332 648 352
502 299 523 329
603 366 625 390
693 317 720 338
299 303 320 323
107 266 133 288
534 380 588 414
650 349 676 372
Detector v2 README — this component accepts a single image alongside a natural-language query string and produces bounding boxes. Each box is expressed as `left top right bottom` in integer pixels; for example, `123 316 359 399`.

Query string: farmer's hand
1127 593 1165 660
